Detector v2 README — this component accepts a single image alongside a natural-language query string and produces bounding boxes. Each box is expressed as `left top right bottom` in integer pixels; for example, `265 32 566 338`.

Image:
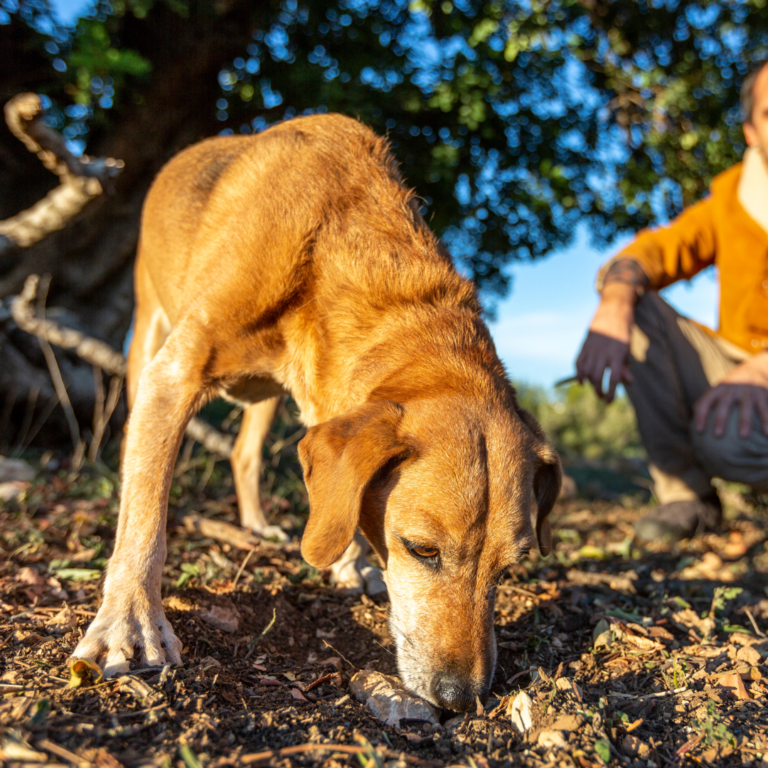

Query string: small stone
0 456 34 483
552 714 585 732
621 734 651 759
537 730 568 751
509 691 534 734
444 715 465 733
349 670 439 727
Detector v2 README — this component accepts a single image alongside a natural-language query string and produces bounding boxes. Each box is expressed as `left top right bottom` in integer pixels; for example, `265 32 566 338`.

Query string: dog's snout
432 675 483 712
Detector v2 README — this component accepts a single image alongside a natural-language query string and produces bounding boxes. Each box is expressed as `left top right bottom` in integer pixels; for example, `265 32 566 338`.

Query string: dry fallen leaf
671 609 716 638
0 728 47 762
67 657 104 689
717 671 750 700
290 687 309 702
15 567 44 587
47 604 78 634
735 645 762 666
648 625 675 642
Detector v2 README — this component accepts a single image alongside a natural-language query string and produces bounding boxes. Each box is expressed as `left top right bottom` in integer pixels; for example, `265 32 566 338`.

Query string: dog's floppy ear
517 408 562 557
298 400 409 568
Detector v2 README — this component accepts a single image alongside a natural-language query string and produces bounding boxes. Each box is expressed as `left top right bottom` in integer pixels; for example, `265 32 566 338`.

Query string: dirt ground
2 457 768 768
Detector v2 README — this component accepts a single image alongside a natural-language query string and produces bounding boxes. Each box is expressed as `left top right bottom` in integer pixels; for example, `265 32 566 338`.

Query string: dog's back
138 115 477 331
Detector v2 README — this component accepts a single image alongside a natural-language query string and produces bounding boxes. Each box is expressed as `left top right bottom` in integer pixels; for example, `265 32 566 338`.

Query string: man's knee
690 411 768 491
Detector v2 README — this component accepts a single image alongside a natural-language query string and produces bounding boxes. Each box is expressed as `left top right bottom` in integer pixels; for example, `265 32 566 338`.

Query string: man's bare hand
576 283 636 403
694 353 768 438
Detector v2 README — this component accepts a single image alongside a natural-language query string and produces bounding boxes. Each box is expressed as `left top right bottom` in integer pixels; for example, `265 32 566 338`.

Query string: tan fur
73 114 561 710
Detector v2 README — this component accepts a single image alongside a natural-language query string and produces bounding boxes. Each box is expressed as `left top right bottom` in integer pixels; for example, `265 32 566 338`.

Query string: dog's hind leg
329 531 387 596
231 397 287 540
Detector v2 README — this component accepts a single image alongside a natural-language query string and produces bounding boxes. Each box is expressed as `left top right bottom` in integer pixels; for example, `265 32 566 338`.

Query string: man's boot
634 492 723 543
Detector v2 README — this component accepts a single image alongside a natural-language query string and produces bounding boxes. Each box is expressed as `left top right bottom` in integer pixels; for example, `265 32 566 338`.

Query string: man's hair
742 60 768 123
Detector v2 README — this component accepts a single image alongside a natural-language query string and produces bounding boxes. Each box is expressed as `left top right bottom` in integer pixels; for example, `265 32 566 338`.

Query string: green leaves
594 738 611 763
52 567 102 581
11 0 766 298
175 563 201 589
67 19 151 105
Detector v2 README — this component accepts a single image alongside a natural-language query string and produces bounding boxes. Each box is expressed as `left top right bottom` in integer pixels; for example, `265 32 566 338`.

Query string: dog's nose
432 676 479 712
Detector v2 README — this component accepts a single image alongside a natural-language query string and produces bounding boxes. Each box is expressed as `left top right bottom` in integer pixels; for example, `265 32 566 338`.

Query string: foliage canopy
4 0 768 298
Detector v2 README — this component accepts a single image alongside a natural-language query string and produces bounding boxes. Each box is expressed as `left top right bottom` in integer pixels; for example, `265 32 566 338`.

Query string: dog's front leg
72 329 205 676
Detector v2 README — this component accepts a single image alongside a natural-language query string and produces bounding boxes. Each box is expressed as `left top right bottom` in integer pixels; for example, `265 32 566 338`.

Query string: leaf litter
2 461 768 766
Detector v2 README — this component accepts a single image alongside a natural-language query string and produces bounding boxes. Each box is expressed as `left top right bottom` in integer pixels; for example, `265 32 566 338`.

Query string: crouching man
576 60 768 542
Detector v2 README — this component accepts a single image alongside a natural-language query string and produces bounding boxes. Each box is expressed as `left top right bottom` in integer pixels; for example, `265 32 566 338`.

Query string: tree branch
0 93 124 252
11 274 234 460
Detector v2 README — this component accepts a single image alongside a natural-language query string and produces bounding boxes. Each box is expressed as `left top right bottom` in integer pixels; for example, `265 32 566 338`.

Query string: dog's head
298 394 560 711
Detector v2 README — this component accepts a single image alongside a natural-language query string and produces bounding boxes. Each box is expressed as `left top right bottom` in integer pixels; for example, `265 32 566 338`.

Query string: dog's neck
281 271 506 426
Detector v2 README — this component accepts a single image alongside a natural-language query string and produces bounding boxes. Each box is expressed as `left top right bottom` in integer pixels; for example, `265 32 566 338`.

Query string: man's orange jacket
598 162 768 354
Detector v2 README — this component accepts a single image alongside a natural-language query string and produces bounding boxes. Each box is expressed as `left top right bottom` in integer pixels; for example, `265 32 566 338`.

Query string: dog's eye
412 546 439 559
399 536 440 567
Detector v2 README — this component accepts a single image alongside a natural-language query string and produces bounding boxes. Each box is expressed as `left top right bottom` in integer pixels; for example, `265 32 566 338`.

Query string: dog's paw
329 558 365 594
241 514 290 542
71 597 182 677
361 565 387 596
258 524 290 543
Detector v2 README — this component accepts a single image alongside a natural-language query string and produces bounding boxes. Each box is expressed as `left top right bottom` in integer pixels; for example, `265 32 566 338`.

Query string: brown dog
72 114 560 711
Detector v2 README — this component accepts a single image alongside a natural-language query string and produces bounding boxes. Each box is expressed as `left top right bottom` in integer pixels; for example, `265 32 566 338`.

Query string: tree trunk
0 1 271 450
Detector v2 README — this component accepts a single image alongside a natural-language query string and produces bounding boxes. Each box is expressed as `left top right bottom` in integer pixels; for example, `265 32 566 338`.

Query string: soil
2 462 768 768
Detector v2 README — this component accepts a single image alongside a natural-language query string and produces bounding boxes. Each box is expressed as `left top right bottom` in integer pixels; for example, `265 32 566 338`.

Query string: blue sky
49 0 721 390
489 229 717 388
49 0 89 23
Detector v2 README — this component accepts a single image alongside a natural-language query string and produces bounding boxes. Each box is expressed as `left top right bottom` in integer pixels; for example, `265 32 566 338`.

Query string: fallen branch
181 513 286 554
608 686 687 701
12 274 128 376
11 273 234 460
1 93 124 253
